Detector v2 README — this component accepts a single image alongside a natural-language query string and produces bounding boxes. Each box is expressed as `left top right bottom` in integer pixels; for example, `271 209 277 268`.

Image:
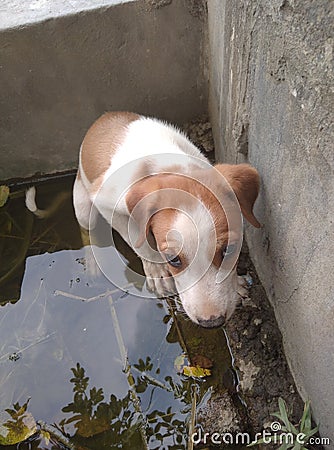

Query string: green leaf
182 365 211 378
290 423 299 435
40 429 50 446
278 442 291 450
0 407 37 445
300 400 311 432
292 443 301 450
300 402 307 431
273 415 297 435
278 398 292 431
0 186 9 207
90 387 104 404
272 411 284 421
303 426 319 441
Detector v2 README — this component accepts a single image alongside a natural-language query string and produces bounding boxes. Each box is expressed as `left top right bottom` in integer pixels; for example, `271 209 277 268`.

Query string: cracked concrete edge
208 0 334 444
0 0 137 30
0 0 207 30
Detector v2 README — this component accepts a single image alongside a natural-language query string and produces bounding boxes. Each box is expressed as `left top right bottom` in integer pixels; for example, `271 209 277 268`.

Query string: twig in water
37 420 91 450
108 294 149 450
54 290 111 302
54 283 134 303
187 384 197 450
131 365 172 392
166 297 190 356
0 332 56 363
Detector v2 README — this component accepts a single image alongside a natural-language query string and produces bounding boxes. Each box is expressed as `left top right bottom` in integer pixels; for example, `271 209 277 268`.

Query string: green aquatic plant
0 186 9 208
0 399 36 445
249 397 319 449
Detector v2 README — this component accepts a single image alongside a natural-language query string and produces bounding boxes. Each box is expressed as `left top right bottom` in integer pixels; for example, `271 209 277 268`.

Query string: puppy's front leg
237 274 249 298
73 174 101 279
141 258 177 298
112 214 177 297
79 226 102 278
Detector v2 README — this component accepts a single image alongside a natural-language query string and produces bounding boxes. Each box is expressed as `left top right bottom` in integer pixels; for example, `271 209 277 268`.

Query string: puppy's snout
197 315 225 328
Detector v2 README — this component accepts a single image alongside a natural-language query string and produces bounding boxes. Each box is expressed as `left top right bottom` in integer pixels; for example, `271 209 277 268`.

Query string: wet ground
0 119 318 450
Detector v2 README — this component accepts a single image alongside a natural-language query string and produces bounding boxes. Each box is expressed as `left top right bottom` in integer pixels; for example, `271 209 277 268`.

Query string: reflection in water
59 361 189 449
0 176 234 449
0 399 37 446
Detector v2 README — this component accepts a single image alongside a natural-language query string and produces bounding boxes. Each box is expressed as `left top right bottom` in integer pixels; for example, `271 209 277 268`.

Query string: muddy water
0 176 233 449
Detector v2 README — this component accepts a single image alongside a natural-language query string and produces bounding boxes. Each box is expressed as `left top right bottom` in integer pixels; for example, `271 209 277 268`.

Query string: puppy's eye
221 243 237 258
166 254 182 268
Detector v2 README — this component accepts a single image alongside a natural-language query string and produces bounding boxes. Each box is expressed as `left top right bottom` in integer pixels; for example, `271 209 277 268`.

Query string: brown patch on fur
214 163 261 228
81 111 140 185
150 209 179 252
126 165 259 268
126 172 230 253
91 174 106 195
212 247 225 269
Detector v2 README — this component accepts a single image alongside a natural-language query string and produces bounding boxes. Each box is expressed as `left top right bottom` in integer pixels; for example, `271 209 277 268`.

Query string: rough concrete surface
208 0 334 445
0 0 208 180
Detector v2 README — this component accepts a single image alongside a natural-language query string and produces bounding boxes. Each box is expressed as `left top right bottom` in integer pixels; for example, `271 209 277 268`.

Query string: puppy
71 112 260 328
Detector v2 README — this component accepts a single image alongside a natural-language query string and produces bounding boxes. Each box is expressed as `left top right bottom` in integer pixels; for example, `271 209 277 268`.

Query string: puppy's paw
142 260 177 297
237 275 249 298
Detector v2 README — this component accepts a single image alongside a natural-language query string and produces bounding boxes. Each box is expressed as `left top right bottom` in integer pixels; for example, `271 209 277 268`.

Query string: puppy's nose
197 315 225 328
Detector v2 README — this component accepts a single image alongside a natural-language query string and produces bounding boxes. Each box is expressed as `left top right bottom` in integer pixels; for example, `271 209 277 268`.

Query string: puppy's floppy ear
125 176 161 248
214 163 261 228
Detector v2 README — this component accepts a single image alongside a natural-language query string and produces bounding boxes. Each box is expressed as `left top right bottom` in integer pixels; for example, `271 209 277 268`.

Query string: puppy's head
126 163 260 327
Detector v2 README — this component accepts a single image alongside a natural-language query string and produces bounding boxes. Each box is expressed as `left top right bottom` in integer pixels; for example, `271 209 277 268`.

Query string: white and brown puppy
69 112 261 328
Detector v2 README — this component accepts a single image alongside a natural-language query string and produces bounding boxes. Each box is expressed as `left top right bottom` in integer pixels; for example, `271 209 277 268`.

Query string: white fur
170 203 239 323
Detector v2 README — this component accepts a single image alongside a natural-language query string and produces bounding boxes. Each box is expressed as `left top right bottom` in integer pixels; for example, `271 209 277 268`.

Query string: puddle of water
0 176 233 449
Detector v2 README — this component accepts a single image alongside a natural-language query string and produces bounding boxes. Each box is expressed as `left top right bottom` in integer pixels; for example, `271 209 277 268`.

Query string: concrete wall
0 0 208 180
208 0 334 443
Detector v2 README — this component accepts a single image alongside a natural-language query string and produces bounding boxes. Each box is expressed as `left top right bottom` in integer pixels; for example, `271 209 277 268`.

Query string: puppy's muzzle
197 315 225 328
